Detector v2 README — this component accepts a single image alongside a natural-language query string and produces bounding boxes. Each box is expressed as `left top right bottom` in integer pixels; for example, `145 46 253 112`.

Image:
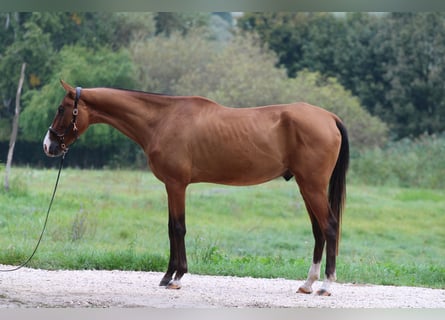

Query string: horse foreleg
159 216 178 286
160 183 188 289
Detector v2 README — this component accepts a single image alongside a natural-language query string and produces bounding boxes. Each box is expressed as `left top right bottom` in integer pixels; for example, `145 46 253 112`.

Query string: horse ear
60 80 75 95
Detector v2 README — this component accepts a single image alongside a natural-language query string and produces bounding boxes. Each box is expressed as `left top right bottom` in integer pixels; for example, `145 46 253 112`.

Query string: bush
130 30 218 94
350 133 445 188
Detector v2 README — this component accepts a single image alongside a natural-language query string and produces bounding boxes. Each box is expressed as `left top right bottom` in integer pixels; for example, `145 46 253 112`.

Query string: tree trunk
4 62 26 191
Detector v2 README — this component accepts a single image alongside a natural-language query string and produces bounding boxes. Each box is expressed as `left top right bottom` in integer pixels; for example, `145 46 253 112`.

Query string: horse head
43 80 89 157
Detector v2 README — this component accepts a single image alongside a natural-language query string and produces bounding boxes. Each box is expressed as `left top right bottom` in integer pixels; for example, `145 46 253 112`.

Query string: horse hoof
297 286 312 294
315 289 331 296
166 280 182 290
159 277 172 287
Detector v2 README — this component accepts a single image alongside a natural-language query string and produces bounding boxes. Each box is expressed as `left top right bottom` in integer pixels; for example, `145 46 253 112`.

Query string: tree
112 12 156 44
238 13 342 77
376 13 445 137
333 13 388 115
4 63 25 191
154 12 210 36
0 13 55 118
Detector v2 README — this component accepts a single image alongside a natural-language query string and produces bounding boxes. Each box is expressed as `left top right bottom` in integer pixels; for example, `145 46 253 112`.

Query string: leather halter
48 87 82 152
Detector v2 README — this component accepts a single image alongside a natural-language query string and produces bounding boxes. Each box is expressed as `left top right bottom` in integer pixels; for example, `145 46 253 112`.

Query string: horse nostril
43 141 61 157
49 143 58 155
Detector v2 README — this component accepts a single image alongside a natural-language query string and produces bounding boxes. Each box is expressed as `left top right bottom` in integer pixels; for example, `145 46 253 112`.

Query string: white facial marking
43 131 51 155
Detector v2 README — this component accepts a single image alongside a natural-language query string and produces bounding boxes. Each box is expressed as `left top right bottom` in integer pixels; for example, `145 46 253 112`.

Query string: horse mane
109 87 173 97
109 87 222 108
90 87 184 107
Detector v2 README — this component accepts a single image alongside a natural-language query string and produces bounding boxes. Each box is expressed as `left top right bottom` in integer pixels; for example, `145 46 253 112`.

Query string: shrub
350 133 445 188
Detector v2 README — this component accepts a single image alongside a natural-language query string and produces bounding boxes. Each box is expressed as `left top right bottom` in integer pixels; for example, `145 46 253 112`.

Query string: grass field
0 167 444 289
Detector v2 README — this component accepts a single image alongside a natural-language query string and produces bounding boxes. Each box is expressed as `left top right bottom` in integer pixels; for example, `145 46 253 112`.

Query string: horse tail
329 119 349 255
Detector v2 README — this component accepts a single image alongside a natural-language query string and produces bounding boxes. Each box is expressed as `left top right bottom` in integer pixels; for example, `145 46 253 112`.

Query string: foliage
0 168 443 288
238 13 342 78
130 30 218 94
0 119 12 141
0 13 55 119
154 12 210 36
107 12 156 45
375 13 445 137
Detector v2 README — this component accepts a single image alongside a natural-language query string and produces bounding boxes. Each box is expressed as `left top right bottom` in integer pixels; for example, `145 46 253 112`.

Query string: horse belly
190 143 286 185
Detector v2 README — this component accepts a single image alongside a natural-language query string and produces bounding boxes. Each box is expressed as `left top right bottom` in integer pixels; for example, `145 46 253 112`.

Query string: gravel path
0 265 444 308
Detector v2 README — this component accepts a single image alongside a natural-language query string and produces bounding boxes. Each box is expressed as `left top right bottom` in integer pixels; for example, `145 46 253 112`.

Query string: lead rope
0 153 66 272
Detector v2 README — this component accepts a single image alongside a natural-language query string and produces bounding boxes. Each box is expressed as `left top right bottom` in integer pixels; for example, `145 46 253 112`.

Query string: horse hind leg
316 212 338 296
297 212 325 294
298 186 338 296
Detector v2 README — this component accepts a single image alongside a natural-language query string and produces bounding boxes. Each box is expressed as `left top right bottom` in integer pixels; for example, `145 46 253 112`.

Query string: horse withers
43 80 349 296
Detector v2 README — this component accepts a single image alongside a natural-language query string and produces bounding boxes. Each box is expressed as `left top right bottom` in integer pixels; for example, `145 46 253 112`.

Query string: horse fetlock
316 273 336 296
166 280 182 290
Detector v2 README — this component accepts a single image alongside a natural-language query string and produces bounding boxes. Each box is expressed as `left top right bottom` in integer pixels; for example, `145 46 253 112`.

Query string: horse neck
83 88 173 148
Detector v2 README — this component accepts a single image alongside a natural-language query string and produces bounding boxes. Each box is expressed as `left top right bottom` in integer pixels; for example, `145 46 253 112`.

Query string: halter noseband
48 86 82 152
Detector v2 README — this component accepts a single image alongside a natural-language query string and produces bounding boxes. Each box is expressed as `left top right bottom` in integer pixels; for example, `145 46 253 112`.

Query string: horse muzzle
43 131 66 157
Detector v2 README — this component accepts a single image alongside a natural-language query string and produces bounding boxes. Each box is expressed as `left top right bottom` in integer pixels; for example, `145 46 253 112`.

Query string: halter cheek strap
72 87 82 132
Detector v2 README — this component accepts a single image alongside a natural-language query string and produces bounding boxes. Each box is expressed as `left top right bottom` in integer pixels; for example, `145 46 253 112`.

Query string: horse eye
57 105 65 115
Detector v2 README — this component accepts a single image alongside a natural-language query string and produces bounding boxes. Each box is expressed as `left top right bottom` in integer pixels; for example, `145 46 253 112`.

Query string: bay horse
43 80 349 296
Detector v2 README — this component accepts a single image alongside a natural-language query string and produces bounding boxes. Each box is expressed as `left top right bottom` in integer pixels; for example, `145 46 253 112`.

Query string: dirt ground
0 265 444 308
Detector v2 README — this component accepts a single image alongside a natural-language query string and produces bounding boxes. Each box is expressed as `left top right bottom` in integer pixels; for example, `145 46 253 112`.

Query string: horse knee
174 223 186 237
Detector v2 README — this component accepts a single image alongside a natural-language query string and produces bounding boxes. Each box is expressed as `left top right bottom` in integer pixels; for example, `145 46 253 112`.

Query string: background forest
0 12 444 188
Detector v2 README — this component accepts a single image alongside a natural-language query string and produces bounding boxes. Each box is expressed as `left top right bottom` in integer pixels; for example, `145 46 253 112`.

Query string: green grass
0 167 444 289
